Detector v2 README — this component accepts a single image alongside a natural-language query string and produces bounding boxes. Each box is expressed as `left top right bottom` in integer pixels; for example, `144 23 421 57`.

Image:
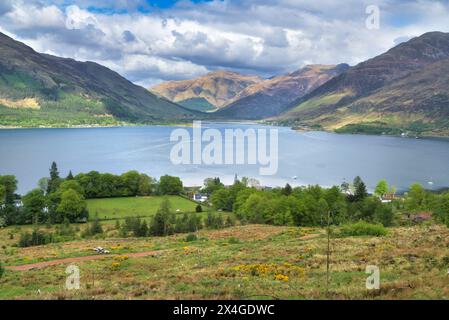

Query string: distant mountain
215 64 350 119
150 70 262 111
277 32 449 135
0 32 196 127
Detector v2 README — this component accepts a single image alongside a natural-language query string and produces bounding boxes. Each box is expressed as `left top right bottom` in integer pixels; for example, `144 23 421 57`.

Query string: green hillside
0 32 198 127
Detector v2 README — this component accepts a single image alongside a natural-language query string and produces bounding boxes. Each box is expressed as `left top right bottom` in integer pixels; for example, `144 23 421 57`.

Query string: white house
193 193 208 203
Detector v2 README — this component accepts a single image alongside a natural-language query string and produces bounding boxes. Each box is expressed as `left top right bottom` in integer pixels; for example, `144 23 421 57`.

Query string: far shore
1 121 449 140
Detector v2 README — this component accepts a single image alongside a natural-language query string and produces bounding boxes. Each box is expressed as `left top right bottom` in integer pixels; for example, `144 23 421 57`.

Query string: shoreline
1 121 449 140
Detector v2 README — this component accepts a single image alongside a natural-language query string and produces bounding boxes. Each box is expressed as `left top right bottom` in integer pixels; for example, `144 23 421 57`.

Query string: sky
0 0 448 87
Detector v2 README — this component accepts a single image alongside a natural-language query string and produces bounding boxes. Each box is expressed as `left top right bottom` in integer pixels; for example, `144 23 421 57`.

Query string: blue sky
85 0 215 14
0 0 448 87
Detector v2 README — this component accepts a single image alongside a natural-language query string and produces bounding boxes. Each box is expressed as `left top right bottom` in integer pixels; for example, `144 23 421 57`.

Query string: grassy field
87 196 202 220
1 224 448 300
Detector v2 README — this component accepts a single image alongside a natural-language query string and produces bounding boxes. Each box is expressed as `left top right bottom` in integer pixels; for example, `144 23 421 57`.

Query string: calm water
1 123 449 194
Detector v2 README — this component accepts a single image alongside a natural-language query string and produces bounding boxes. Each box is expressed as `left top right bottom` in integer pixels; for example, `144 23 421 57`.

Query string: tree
56 189 88 223
282 183 293 196
66 171 74 180
38 177 49 193
47 162 61 194
59 180 84 195
405 183 426 211
353 176 368 202
150 198 175 236
22 189 46 224
121 170 141 196
374 179 389 197
138 220 149 237
0 185 5 206
0 175 19 225
158 175 183 195
341 181 350 194
211 188 234 212
138 174 156 196
202 178 224 195
374 204 394 227
0 175 18 205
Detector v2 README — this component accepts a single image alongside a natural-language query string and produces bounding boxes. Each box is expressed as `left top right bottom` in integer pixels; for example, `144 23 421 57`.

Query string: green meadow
87 196 203 221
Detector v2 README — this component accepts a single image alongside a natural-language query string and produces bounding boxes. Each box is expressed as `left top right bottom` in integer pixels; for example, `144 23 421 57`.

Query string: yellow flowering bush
182 246 196 255
114 255 129 262
110 262 121 270
233 263 305 279
274 274 289 282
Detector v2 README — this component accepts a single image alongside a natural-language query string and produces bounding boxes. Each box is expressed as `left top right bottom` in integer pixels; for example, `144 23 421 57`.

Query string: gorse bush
340 221 388 237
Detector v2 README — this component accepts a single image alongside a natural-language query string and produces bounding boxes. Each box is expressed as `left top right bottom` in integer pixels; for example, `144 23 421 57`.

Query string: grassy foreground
1 224 448 300
86 196 201 221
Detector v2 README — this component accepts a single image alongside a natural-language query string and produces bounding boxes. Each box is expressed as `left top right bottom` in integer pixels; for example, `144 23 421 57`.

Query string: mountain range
215 64 350 119
277 31 449 135
1 31 449 136
0 32 197 127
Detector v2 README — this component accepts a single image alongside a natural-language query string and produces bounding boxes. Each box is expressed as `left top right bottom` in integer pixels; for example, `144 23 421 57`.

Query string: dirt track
4 250 163 271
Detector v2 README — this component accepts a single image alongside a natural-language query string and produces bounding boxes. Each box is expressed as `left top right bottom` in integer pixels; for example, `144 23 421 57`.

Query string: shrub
175 213 202 234
185 233 198 242
225 215 236 227
0 262 4 279
121 217 148 237
205 212 224 229
56 219 76 237
340 221 388 237
18 230 53 247
195 204 203 213
83 218 104 237
228 237 240 244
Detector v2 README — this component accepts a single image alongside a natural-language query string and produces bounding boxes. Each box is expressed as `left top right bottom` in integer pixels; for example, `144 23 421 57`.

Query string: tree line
206 176 449 228
0 162 184 226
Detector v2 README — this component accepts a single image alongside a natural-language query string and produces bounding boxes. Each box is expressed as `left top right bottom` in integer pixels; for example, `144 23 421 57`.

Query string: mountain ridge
215 64 350 119
276 31 449 135
0 32 197 127
150 70 262 110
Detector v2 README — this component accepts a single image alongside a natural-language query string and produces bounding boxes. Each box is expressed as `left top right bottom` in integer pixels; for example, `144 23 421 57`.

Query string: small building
404 211 432 224
380 193 397 203
193 193 208 203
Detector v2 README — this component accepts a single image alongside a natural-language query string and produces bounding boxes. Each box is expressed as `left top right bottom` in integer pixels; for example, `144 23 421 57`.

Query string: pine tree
47 162 61 194
353 176 368 202
66 171 74 180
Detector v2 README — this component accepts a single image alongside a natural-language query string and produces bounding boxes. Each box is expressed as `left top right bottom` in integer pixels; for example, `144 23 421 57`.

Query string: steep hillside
278 32 449 135
150 70 262 110
215 64 349 119
0 32 197 127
